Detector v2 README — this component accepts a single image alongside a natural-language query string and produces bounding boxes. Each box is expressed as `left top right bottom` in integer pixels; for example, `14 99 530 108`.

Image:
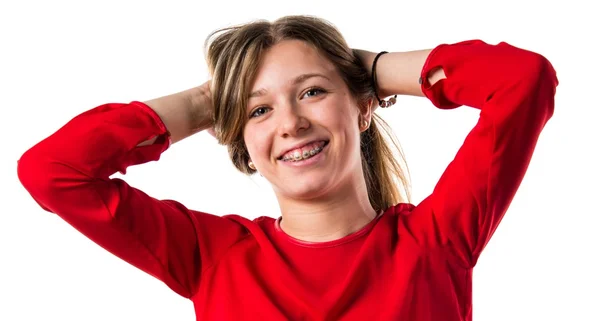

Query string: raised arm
358 40 558 268
17 81 246 298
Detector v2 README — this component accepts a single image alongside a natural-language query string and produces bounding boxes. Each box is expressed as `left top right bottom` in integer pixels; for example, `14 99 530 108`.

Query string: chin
277 176 333 200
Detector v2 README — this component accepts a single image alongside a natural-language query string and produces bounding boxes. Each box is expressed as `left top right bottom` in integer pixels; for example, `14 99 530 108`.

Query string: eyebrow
249 73 331 98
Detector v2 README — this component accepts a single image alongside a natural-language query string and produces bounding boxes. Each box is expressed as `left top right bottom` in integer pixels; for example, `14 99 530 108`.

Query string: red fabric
17 40 558 320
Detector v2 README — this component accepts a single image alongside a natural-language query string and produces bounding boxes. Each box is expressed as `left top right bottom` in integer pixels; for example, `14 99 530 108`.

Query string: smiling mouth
278 140 329 162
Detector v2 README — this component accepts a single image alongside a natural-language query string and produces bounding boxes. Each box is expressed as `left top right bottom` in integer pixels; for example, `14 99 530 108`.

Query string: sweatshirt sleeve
406 40 558 268
17 101 247 298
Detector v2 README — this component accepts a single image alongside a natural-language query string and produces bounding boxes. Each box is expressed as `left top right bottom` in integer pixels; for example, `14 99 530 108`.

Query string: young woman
17 15 557 321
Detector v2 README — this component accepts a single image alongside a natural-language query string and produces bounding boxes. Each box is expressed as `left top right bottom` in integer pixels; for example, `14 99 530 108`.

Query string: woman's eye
303 88 325 98
250 107 269 118
249 88 325 118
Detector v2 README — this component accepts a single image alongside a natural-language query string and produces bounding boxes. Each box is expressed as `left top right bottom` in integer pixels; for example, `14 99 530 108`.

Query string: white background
1 0 598 320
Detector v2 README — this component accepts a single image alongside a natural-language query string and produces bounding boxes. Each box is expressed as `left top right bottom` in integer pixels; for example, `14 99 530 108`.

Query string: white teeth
283 145 323 162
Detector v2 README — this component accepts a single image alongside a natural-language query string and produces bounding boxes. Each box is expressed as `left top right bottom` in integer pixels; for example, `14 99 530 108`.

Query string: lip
277 139 329 160
278 142 329 167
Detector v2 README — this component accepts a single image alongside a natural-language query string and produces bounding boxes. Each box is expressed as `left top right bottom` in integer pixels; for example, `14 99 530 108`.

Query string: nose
276 100 310 137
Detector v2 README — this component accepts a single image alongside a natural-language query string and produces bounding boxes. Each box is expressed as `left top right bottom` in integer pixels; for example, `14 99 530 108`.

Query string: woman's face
243 39 369 201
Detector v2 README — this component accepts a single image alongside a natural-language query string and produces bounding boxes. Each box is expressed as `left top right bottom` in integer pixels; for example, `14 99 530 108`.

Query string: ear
358 97 375 130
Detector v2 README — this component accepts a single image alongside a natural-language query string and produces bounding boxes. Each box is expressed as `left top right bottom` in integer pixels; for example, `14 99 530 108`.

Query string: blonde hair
205 15 411 211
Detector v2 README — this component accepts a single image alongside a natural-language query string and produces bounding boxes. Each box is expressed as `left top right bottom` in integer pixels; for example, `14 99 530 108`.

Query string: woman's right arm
17 81 246 298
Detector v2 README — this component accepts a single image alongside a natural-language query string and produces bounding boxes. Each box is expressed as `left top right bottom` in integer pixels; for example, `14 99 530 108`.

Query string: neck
276 173 379 243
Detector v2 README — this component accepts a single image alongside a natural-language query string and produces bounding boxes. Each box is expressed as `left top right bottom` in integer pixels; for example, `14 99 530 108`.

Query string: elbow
17 148 41 195
533 54 558 119
17 147 69 214
525 53 559 90
498 40 559 91
511 50 559 120
17 148 53 212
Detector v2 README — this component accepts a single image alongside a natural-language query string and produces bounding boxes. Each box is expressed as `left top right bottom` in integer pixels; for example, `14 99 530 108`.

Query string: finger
207 127 217 138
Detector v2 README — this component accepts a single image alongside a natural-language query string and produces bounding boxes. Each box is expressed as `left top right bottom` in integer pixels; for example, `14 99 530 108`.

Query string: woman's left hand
353 49 377 77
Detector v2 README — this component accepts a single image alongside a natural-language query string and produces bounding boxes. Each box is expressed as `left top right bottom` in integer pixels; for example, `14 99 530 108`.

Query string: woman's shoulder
384 202 417 217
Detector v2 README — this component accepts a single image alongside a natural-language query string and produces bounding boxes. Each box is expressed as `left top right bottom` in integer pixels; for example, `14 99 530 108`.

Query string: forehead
251 40 337 89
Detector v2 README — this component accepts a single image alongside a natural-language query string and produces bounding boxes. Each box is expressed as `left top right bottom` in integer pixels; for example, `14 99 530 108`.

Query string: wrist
354 49 388 97
188 84 214 132
372 53 396 98
376 50 432 97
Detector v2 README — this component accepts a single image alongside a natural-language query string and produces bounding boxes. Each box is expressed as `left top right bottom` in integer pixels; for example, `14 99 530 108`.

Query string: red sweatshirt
17 40 557 321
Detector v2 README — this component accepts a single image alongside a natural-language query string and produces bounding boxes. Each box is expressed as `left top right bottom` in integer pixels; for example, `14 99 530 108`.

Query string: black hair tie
371 51 397 108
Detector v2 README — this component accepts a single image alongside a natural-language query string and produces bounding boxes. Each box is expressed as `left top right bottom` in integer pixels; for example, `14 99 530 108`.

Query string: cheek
313 101 351 129
329 102 362 153
322 102 358 136
244 125 272 163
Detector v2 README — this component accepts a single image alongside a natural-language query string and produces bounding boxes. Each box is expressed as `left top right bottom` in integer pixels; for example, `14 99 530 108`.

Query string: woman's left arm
357 40 559 268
